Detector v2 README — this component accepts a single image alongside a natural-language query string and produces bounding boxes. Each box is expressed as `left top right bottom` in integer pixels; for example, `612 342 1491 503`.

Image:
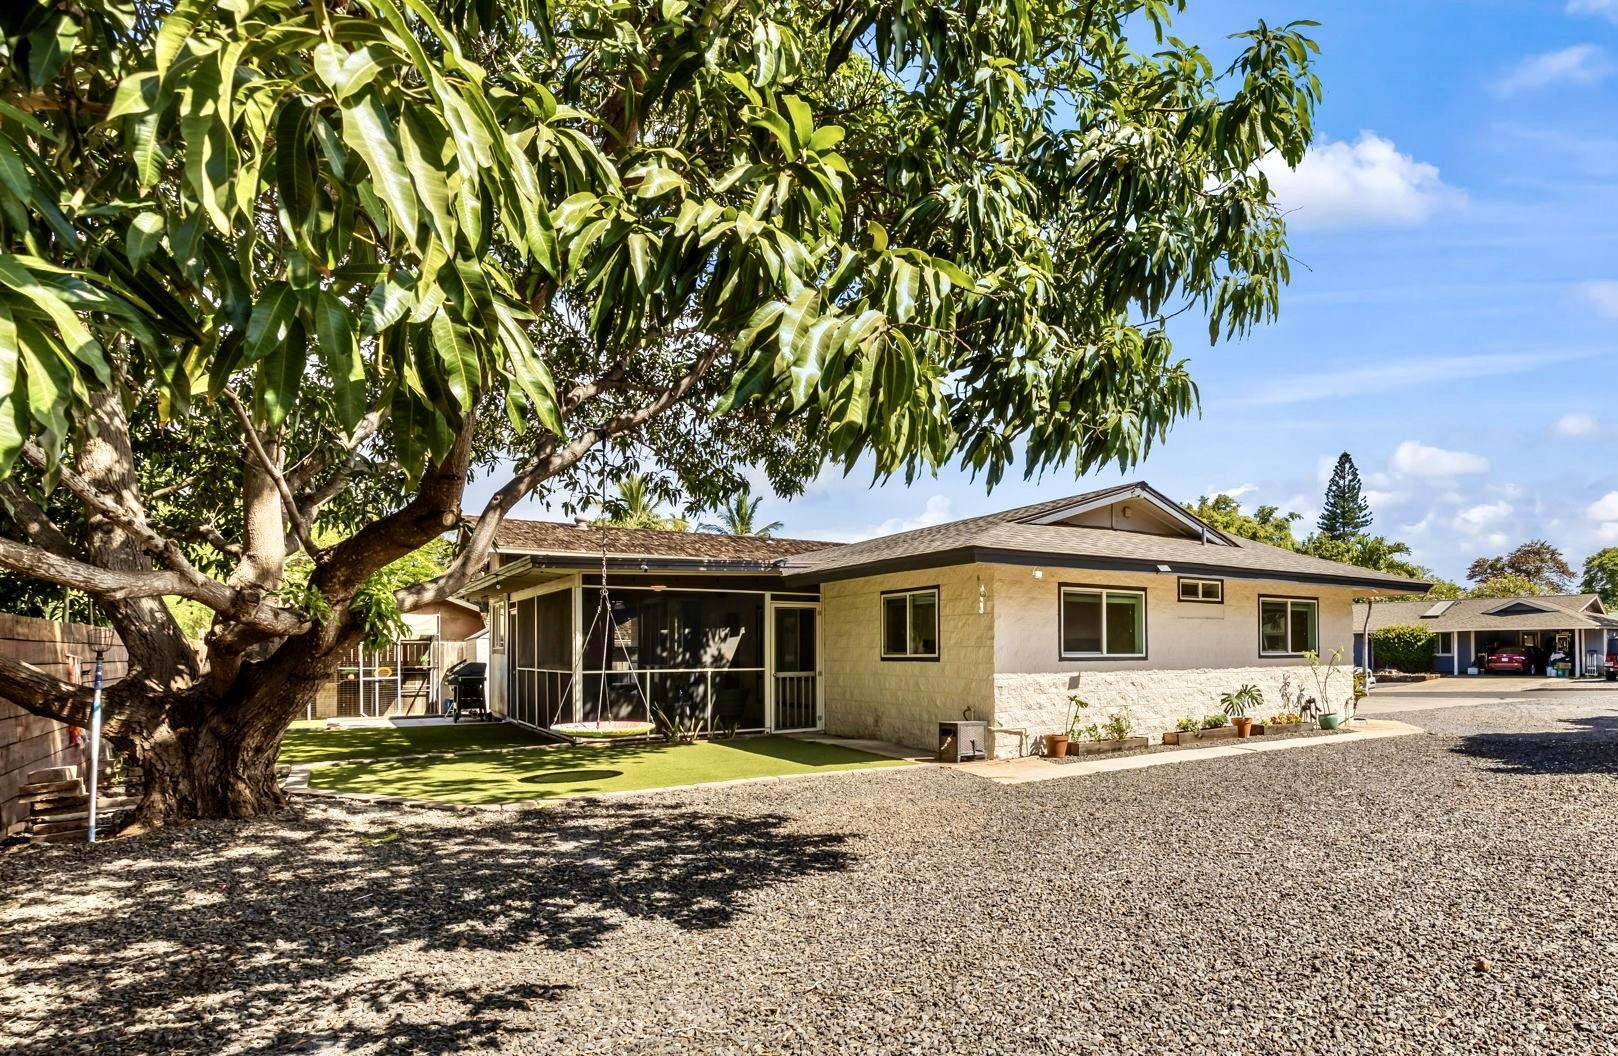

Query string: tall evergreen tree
1317 453 1373 540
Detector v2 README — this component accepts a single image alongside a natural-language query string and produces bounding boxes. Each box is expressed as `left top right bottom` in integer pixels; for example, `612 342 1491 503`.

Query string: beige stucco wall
820 564 995 751
819 560 1362 757
987 563 1360 755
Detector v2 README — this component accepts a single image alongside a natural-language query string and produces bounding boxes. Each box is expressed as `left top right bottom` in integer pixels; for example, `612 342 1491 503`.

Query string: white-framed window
1435 631 1454 655
1259 597 1318 656
1177 577 1223 604
1060 586 1146 659
881 587 939 660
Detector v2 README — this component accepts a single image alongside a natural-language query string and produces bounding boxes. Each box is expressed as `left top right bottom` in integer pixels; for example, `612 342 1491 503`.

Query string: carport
1353 594 1618 677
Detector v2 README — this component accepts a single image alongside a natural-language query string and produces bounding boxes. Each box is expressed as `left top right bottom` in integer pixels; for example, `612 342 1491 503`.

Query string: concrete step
31 809 90 825
98 796 141 811
25 765 78 784
18 779 82 797
30 817 90 836
30 829 88 845
30 793 90 811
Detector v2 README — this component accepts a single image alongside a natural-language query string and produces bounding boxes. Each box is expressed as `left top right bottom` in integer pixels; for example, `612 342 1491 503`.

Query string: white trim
879 588 940 659
1177 577 1223 603
1021 485 1232 544
1059 586 1148 659
511 574 582 603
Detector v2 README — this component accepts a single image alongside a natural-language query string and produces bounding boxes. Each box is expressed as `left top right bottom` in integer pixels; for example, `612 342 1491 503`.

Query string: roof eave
782 545 1431 593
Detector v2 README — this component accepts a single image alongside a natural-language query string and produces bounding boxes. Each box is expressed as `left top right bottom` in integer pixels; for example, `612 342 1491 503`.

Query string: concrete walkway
951 719 1425 785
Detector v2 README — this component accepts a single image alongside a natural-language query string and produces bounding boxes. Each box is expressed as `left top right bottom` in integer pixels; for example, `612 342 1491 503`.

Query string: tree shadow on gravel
1453 714 1618 776
0 799 852 1055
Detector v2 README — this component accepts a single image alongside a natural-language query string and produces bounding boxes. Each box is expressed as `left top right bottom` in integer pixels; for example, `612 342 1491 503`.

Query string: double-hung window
1259 597 1318 656
1435 631 1454 655
1060 587 1146 659
881 588 939 660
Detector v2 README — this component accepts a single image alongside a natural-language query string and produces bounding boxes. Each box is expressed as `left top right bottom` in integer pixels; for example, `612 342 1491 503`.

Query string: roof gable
1482 599 1555 616
1016 483 1234 544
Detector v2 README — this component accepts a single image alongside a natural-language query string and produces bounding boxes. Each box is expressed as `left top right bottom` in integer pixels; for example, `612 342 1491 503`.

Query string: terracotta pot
1044 733 1069 758
1232 716 1254 738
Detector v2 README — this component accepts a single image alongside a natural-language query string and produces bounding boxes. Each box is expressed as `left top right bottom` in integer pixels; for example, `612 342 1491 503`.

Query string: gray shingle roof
493 520 835 564
1352 594 1618 633
780 482 1430 592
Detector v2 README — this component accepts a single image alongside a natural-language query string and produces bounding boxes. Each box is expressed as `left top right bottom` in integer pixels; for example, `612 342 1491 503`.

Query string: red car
1485 646 1533 674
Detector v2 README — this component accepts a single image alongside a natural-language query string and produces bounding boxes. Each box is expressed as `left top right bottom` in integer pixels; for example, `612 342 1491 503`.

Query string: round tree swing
549 454 656 741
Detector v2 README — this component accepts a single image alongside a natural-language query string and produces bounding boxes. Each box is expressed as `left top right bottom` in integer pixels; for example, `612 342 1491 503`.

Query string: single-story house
1353 594 1618 677
460 482 1428 757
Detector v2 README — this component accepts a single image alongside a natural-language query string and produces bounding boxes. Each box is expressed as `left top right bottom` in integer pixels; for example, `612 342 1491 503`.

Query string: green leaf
127 212 165 270
340 88 420 249
274 98 317 243
240 281 297 367
254 318 307 431
315 290 366 432
361 275 414 335
429 307 477 412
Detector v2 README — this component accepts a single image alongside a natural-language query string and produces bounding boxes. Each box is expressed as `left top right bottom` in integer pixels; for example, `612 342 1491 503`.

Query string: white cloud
870 494 952 536
1495 44 1613 95
1365 489 1404 508
1587 491 1618 522
1555 411 1604 437
1485 531 1509 548
1391 441 1489 478
1577 280 1618 318
1211 483 1258 501
1233 349 1596 407
1456 501 1512 532
1259 132 1463 229
1568 0 1618 24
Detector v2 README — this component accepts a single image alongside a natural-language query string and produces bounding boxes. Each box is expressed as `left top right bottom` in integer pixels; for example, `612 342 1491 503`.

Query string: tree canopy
1580 547 1618 609
1466 540 1574 595
0 0 1327 822
1184 494 1301 550
1316 452 1371 540
700 494 784 537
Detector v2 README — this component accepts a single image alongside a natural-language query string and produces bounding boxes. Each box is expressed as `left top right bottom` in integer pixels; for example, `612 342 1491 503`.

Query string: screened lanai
459 522 834 736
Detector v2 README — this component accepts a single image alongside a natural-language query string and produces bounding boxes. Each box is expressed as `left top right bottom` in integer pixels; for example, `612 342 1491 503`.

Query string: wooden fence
0 614 126 837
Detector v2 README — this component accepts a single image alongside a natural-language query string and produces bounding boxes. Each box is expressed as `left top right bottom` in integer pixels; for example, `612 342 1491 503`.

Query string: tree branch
221 390 323 561
398 342 726 610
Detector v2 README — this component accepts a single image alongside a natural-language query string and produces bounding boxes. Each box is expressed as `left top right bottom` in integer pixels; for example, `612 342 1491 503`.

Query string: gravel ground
5 692 1618 1055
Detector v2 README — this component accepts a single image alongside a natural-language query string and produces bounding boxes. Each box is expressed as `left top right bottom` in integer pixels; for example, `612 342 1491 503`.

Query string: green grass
278 720 553 765
305 735 907 804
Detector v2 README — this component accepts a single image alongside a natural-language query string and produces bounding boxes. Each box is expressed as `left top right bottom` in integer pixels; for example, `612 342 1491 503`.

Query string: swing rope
570 447 653 732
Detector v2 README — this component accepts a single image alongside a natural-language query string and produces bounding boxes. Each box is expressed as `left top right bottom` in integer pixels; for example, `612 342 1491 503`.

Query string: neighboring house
461 482 1427 757
1353 594 1618 677
308 597 486 720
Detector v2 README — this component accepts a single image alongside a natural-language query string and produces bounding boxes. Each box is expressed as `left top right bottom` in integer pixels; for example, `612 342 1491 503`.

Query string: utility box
937 720 988 762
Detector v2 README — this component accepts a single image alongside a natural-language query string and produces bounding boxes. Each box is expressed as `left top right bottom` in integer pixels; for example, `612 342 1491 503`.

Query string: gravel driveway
5 692 1618 1056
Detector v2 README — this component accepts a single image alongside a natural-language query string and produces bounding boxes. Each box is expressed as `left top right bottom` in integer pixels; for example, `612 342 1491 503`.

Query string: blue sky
488 1 1618 583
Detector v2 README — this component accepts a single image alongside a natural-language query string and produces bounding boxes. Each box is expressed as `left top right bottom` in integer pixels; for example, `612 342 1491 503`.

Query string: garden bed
1161 727 1238 746
1064 737 1150 757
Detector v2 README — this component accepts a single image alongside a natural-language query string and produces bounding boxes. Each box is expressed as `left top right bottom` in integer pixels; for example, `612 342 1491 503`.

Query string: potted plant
1218 684 1263 737
1043 731 1070 758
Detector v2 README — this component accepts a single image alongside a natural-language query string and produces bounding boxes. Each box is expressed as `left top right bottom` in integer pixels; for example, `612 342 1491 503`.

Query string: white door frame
766 599 823 731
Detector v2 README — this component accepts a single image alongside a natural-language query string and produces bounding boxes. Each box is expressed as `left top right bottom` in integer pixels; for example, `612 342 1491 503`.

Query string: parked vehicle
1485 646 1533 674
1606 652 1618 682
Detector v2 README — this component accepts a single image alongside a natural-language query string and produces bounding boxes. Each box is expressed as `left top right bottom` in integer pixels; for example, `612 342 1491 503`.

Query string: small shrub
1100 711 1134 741
1201 713 1228 730
1369 624 1438 674
1175 716 1200 733
1265 711 1302 726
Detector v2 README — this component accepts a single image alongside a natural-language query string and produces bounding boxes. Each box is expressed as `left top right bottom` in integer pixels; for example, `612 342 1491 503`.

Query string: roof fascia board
784 545 1430 592
1018 484 1234 545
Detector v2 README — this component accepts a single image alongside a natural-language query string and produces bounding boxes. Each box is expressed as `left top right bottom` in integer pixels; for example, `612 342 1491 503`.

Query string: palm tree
700 494 785 537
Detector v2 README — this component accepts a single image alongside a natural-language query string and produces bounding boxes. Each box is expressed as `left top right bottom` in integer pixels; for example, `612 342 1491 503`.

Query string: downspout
1359 598 1375 718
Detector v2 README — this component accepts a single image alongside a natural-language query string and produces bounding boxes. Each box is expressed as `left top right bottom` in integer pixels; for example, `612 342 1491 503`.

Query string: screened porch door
770 604 821 731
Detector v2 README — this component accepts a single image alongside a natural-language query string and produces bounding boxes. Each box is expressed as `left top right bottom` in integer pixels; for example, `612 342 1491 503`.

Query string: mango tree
0 0 1320 826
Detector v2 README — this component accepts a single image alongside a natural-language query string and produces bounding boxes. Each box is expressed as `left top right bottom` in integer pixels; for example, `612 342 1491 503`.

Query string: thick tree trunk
121 635 344 830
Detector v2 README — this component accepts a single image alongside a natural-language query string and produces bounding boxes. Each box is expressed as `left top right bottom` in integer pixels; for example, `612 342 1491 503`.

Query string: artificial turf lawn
305 735 908 803
278 720 553 765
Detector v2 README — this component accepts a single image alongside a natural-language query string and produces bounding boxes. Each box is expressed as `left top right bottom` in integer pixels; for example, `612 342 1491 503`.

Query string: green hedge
1370 624 1438 673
